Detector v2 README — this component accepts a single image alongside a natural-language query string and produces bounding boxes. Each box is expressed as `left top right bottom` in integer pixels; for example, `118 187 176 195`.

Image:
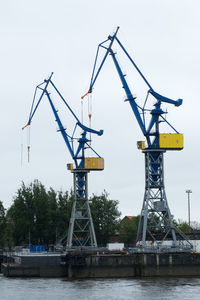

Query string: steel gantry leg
136 150 191 252
66 170 97 248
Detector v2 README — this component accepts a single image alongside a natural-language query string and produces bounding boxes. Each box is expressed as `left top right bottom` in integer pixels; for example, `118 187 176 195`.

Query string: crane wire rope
81 99 84 124
88 93 92 145
21 130 23 166
27 125 31 163
21 125 31 165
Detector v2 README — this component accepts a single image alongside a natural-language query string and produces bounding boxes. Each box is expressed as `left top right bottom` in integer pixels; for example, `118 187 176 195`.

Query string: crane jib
22 74 104 169
83 27 182 148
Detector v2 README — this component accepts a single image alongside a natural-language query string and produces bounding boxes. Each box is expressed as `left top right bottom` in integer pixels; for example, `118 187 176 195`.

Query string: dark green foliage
89 191 121 246
177 220 191 233
2 180 195 248
55 190 73 242
119 215 140 244
5 180 73 246
0 200 6 247
3 182 121 248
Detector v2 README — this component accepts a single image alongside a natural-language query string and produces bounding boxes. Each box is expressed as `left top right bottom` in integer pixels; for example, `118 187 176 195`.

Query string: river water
1 276 200 300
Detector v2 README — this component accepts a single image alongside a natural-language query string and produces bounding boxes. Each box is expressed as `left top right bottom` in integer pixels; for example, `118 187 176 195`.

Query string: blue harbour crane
23 73 104 248
82 27 192 252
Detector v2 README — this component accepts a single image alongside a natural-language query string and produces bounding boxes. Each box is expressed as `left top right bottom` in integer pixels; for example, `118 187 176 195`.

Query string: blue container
29 245 45 252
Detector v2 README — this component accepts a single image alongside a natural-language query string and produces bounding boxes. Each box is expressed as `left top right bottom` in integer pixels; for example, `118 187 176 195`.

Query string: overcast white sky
1 0 200 223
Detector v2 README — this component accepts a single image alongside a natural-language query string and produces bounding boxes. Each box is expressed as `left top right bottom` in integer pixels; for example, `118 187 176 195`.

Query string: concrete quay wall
1 263 67 277
67 252 200 279
2 252 200 278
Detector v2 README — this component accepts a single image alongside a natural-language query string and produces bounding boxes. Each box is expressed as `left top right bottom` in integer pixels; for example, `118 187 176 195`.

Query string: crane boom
23 73 104 248
82 28 192 253
110 51 146 136
83 27 183 149
23 73 103 169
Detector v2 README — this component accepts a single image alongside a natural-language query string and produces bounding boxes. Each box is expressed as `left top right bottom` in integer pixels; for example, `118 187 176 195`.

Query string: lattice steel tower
136 150 178 249
66 170 97 247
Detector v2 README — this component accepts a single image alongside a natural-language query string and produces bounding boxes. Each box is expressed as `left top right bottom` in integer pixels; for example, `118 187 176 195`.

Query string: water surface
0 275 200 300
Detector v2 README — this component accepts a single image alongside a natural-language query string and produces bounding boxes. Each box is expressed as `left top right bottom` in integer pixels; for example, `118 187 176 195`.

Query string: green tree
47 187 59 244
5 180 74 247
4 212 14 249
5 181 122 248
177 220 191 233
6 182 34 245
55 190 73 243
119 215 140 244
0 200 6 247
90 191 121 246
7 181 53 245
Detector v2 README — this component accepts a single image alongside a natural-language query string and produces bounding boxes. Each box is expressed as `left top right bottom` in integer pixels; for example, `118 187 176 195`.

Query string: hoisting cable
81 99 84 124
22 77 53 163
88 93 92 144
22 86 38 130
27 125 31 163
21 130 23 166
142 91 150 131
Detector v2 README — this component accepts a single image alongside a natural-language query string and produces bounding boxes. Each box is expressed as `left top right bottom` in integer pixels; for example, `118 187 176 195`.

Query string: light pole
186 189 192 227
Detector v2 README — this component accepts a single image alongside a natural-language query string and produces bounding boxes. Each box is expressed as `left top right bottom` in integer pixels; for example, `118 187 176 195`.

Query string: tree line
0 179 196 249
0 180 121 248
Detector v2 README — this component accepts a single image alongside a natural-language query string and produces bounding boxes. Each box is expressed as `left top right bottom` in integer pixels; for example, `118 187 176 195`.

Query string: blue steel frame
23 72 103 169
83 26 182 149
23 73 103 248
82 28 193 252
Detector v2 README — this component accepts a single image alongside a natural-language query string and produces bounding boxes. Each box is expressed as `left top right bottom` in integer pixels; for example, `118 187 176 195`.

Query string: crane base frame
136 150 192 253
66 170 97 248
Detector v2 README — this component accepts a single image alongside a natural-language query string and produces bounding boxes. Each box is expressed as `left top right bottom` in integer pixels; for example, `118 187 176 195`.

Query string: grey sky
1 0 200 223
